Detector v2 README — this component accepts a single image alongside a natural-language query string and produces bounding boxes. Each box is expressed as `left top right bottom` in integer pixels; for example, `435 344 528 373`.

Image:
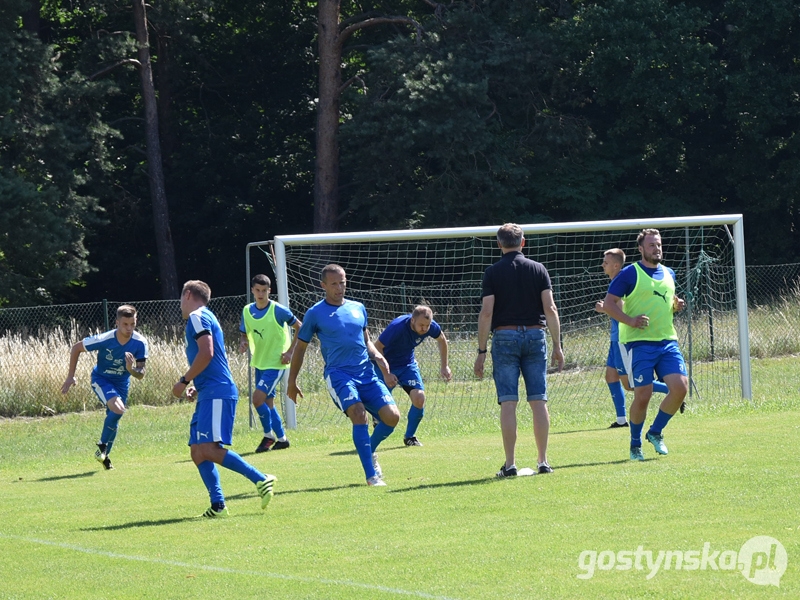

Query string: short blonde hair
182 280 211 304
603 248 626 265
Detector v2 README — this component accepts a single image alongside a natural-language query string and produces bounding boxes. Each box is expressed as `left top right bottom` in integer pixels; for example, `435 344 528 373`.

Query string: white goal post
252 214 750 429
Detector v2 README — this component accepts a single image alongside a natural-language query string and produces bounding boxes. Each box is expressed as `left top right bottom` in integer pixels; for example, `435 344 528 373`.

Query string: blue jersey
185 306 238 401
378 314 442 369
238 301 297 333
83 329 148 389
297 299 372 378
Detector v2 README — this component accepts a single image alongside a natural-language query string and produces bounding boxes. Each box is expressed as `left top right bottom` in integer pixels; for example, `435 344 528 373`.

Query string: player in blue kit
287 264 400 486
594 248 671 428
172 280 276 518
238 273 302 453
601 230 688 461
374 306 452 446
62 304 148 470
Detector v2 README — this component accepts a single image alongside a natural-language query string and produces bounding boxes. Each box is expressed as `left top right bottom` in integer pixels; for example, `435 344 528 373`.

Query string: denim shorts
491 328 548 403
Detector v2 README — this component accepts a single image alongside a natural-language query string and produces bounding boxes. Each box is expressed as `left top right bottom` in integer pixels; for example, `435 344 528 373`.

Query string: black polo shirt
480 250 552 330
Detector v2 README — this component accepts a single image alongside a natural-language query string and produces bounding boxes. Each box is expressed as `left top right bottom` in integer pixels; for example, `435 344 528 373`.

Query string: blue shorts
326 369 396 418
189 397 237 446
491 328 548 403
605 342 628 376
380 362 424 392
90 373 128 405
254 368 283 398
626 340 687 387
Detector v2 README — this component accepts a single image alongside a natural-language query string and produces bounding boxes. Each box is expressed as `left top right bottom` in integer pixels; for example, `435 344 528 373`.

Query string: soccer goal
251 214 750 429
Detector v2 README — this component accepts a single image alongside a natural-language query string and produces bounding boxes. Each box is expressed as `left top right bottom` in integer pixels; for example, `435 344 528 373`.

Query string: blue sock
405 405 424 438
630 421 644 447
221 450 265 484
256 403 273 436
648 410 673 436
101 410 123 455
607 382 627 419
197 460 224 505
270 406 286 440
653 381 669 395
353 424 375 478
370 421 395 452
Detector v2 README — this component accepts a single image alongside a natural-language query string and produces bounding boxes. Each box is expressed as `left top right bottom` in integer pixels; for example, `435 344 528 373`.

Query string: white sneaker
367 475 386 486
372 452 382 478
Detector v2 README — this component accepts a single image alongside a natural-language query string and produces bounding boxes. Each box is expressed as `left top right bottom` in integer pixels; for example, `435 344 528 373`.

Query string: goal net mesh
267 223 742 427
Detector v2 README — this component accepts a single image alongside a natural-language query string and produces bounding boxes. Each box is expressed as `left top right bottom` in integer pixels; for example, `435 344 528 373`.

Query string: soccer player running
474 224 565 477
601 229 688 461
238 274 302 453
61 304 148 470
173 280 276 518
286 264 400 486
594 249 671 428
374 305 452 446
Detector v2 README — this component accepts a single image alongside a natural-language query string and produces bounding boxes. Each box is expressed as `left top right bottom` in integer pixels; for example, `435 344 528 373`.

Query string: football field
1 387 797 598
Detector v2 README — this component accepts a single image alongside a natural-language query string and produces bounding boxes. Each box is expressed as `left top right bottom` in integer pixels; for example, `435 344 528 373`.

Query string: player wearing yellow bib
601 229 688 461
238 274 302 453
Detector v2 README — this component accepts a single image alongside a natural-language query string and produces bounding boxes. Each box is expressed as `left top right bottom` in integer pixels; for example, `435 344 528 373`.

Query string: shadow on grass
33 471 97 482
329 444 407 457
80 517 196 531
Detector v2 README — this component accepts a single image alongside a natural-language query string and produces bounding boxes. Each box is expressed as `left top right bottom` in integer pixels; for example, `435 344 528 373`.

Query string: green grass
2 376 798 599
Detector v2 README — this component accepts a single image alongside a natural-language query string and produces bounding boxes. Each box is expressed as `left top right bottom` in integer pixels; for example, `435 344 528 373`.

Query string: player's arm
125 353 146 380
237 313 249 353
369 335 398 388
281 319 303 364
436 332 452 381
602 292 648 329
474 295 493 378
286 339 308 402
542 289 564 372
61 341 86 394
172 332 213 398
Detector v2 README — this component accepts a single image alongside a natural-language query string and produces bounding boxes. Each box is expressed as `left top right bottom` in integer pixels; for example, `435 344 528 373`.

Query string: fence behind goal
265 215 750 428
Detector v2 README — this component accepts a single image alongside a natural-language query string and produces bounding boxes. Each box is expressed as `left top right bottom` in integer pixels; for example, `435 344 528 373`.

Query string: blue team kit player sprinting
374 305 452 446
172 280 276 518
62 304 148 470
287 264 400 486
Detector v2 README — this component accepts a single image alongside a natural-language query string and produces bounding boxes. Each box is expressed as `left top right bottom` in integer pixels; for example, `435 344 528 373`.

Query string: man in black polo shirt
474 223 564 477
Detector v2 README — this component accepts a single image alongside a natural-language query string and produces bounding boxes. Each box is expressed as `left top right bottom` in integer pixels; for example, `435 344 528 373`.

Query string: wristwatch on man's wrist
477 348 487 354
179 375 190 385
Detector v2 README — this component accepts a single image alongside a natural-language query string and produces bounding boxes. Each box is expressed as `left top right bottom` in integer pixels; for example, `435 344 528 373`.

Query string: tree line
2 0 798 307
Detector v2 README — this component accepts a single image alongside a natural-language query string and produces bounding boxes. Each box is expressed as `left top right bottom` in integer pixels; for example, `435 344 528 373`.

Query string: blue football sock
100 410 123 455
607 382 627 419
353 424 375 478
370 421 395 452
197 460 224 505
630 421 644 447
256 403 273 436
405 405 424 438
648 410 673 436
221 450 265 484
270 406 286 440
653 381 669 395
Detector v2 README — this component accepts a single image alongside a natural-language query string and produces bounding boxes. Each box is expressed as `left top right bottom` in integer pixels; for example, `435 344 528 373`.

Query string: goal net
257 215 750 428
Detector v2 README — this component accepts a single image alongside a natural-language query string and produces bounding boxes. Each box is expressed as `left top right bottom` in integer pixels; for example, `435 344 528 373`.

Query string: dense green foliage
2 0 799 305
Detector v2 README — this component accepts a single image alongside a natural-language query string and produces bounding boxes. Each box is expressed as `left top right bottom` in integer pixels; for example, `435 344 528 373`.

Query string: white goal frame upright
255 214 750 429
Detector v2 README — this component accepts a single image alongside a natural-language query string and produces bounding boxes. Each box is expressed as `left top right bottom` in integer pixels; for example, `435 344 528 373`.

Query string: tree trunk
132 0 179 298
314 0 343 234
